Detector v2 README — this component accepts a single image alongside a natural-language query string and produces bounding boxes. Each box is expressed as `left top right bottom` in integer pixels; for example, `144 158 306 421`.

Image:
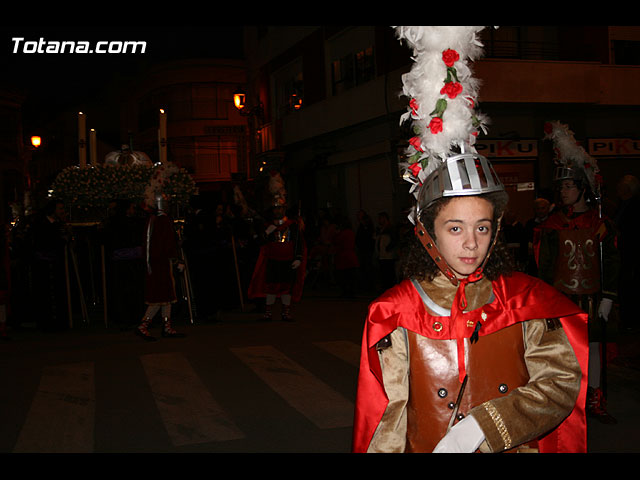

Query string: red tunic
144 213 179 305
248 218 307 302
352 272 588 453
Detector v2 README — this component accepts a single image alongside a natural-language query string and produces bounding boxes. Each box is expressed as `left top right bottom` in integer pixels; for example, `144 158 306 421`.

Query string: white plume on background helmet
544 120 600 195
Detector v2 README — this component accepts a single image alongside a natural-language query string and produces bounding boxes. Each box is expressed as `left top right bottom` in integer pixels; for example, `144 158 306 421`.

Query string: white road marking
314 340 361 367
13 362 95 453
232 345 354 429
140 352 245 446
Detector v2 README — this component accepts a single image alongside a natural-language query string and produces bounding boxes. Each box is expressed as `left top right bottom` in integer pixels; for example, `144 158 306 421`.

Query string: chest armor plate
405 323 528 453
553 227 600 295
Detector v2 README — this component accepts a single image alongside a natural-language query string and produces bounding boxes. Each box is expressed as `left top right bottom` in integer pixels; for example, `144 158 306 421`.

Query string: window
272 59 304 119
331 46 375 95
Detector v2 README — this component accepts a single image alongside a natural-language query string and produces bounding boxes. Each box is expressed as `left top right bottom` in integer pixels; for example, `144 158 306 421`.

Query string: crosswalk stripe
13 362 95 453
313 340 361 367
140 352 245 447
231 345 354 429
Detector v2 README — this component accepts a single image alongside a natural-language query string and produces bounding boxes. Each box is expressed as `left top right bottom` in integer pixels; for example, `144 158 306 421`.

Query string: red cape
248 219 307 302
352 272 588 453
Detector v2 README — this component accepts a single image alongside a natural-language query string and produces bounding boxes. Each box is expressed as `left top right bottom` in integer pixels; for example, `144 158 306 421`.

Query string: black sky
1 25 245 141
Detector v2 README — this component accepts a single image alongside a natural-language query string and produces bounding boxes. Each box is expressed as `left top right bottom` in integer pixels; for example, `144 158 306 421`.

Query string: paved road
0 294 368 454
1 291 639 454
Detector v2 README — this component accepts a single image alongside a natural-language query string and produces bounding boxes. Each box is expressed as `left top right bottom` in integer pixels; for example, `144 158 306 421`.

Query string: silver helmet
154 193 168 212
416 151 505 216
544 120 600 196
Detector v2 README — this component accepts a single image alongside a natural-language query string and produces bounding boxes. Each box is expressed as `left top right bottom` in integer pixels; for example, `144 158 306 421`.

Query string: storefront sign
588 138 640 156
475 139 538 158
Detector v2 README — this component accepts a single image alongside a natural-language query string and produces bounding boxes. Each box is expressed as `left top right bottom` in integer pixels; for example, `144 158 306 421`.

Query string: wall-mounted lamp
233 89 246 110
31 135 42 148
233 87 264 123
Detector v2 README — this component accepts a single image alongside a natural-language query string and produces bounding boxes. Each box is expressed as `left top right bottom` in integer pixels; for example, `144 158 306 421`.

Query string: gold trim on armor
482 401 512 450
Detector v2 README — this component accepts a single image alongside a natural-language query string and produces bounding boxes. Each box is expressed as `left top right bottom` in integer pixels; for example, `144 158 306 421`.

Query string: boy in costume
135 192 185 341
248 172 306 321
535 121 620 423
352 27 588 453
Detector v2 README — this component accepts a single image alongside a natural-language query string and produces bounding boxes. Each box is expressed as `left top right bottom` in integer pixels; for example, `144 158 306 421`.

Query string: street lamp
233 88 246 110
232 87 264 123
31 135 41 149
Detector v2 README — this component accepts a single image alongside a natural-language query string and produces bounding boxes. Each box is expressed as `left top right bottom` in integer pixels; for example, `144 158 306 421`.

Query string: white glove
598 298 613 321
291 259 301 269
433 415 485 453
265 225 276 235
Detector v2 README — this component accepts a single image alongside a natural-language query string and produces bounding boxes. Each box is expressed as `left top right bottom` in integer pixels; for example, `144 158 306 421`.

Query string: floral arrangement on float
394 26 491 198
48 109 196 221
49 161 197 219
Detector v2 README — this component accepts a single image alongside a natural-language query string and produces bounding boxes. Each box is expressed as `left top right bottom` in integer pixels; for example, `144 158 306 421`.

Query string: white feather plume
394 26 491 195
544 120 600 193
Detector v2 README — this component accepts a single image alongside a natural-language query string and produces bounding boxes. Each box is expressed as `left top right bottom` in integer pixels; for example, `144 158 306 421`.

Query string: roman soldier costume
248 173 306 321
352 27 588 453
135 193 185 341
535 121 620 423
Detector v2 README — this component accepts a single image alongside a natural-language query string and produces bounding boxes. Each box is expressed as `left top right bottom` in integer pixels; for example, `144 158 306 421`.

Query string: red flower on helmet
409 98 419 115
409 136 423 151
429 117 443 134
440 81 463 99
408 162 422 177
442 49 459 67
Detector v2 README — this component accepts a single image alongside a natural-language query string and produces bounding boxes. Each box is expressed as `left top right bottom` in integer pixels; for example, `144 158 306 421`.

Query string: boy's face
559 179 581 206
433 196 494 279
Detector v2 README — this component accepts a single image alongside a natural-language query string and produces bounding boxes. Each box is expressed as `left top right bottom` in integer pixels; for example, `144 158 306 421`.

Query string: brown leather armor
553 228 600 295
405 323 529 453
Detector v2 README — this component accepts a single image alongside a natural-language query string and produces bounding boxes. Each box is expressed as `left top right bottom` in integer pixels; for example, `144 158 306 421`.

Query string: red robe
352 272 588 453
144 213 179 305
248 218 307 302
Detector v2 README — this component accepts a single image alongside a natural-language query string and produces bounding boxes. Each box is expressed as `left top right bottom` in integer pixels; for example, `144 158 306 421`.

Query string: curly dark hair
398 192 515 282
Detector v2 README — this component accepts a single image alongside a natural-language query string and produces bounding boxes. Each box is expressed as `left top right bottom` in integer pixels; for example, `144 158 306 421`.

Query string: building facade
242 26 640 226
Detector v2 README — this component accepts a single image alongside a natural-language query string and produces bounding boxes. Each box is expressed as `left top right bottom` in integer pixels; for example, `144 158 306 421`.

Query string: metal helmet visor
416 152 505 215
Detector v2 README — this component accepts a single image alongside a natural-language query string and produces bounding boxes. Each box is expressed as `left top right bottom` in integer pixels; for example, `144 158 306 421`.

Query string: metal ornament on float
104 145 152 167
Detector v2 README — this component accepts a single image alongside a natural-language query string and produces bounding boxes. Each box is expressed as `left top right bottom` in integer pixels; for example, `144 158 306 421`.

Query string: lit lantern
233 89 246 110
31 135 41 148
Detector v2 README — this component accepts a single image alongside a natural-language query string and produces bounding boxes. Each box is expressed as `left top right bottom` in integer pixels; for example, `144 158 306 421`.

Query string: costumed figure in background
248 172 306 321
31 199 72 332
352 26 589 454
0 223 10 340
534 121 620 424
135 191 185 341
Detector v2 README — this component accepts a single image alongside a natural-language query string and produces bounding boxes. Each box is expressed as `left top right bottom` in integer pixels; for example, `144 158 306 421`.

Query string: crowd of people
0 189 426 339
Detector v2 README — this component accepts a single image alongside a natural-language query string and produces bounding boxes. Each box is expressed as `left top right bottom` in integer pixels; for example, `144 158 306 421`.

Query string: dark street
1 287 639 454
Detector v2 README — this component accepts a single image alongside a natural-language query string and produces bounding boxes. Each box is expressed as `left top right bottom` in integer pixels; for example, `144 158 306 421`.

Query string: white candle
159 108 167 164
90 129 97 165
78 112 86 167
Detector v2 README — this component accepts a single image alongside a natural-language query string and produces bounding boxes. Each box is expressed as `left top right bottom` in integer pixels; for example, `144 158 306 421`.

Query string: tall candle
90 129 97 165
78 112 87 168
159 108 167 164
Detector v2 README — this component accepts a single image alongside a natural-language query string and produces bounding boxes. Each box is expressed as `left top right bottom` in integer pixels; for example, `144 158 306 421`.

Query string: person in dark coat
31 199 71 332
103 200 145 328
